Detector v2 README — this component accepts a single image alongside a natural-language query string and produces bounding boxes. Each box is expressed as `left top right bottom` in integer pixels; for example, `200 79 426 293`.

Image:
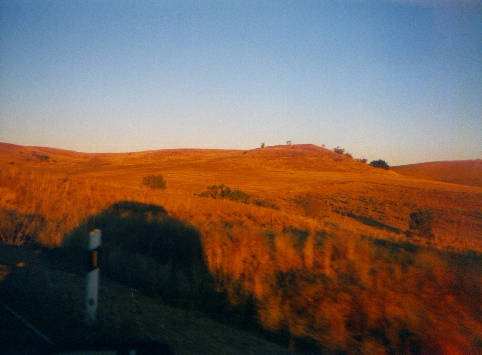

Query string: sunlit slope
393 160 482 187
0 142 480 250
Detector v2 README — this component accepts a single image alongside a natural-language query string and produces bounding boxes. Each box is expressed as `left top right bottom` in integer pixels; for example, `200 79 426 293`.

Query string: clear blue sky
1 0 480 165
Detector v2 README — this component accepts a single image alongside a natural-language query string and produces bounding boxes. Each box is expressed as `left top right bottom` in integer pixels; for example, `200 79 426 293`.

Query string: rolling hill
0 142 481 354
393 159 482 187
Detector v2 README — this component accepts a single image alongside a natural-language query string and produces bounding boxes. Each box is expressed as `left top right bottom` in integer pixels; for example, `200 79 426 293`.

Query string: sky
0 0 480 165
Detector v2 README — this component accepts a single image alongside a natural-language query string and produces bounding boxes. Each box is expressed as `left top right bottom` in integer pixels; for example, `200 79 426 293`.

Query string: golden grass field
0 141 481 353
393 160 482 187
1 142 479 250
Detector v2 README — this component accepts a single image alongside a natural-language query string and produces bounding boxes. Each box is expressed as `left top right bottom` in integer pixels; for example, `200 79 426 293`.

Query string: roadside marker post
85 229 101 326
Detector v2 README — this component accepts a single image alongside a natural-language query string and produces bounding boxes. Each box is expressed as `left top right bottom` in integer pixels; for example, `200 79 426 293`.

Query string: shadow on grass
61 201 209 302
0 201 261 353
336 210 403 234
0 248 172 354
57 201 258 323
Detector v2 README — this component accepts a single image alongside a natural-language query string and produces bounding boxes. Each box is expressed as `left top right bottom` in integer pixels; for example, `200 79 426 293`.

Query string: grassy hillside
0 142 481 353
393 160 482 187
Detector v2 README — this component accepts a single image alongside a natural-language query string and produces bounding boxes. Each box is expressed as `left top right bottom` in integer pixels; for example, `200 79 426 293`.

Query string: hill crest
393 159 482 187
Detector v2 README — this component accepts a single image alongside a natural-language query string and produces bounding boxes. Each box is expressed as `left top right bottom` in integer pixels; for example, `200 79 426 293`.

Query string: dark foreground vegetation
0 209 45 245
1 200 481 354
0 202 296 353
0 244 292 354
61 202 260 327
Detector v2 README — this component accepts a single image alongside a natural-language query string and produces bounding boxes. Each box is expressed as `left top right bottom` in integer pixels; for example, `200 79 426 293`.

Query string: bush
196 184 279 209
197 184 250 203
142 174 166 189
356 158 367 164
333 146 345 154
0 209 45 245
32 151 50 161
408 210 434 238
369 159 389 169
253 199 280 210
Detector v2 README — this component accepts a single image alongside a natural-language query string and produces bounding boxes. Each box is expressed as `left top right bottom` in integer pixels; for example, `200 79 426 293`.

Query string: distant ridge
393 160 482 187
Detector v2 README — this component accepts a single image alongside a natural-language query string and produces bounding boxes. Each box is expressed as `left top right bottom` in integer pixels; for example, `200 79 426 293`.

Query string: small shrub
196 184 279 209
142 174 166 189
227 188 251 203
32 151 50 161
344 152 353 158
408 210 434 238
333 146 345 154
370 159 389 169
253 199 280 210
0 209 45 245
197 184 250 203
356 158 367 164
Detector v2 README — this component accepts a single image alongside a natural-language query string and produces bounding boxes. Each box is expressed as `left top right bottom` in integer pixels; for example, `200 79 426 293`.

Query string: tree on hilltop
369 159 389 169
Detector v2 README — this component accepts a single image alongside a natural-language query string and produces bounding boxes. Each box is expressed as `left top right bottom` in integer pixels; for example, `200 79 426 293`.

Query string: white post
85 229 101 326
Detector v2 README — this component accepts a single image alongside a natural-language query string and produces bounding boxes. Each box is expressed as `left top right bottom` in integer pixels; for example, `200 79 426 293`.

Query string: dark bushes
197 184 250 203
369 160 390 169
253 199 280 210
0 209 45 245
196 184 279 209
408 210 434 238
32 151 50 161
142 175 166 189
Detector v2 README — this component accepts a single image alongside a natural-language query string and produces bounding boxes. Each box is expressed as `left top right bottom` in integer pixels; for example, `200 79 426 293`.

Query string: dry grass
0 143 479 251
1 142 481 353
393 159 482 187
